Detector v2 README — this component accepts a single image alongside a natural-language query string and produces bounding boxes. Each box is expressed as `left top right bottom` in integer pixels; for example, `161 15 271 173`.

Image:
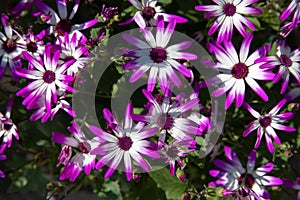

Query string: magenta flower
52 121 100 182
33 0 98 38
283 178 300 200
132 89 199 144
16 43 75 114
159 139 196 175
195 0 262 43
0 96 19 153
243 99 296 153
280 0 300 30
90 104 160 181
19 30 45 58
256 39 300 94
209 146 282 199
204 34 274 109
0 13 24 81
122 16 196 92
120 0 187 28
55 31 90 75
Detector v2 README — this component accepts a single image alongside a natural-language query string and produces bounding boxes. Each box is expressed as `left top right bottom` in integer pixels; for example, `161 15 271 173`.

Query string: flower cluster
0 0 299 199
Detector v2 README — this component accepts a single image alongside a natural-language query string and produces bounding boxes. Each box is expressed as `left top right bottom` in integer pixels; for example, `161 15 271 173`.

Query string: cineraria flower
195 0 262 43
204 34 274 109
90 104 160 181
280 0 300 30
243 99 296 153
56 31 90 75
132 89 199 144
120 0 187 28
209 146 282 199
0 13 24 81
19 30 45 58
122 16 197 92
16 43 75 114
0 154 6 178
33 0 98 38
0 96 19 153
159 139 196 175
101 4 118 22
52 121 100 182
256 39 300 94
280 20 300 38
283 177 300 200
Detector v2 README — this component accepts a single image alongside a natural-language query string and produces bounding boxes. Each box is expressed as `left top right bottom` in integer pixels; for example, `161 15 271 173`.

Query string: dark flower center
56 19 72 36
279 55 292 67
2 38 17 54
118 136 133 151
231 63 248 79
43 70 55 84
142 6 156 21
150 47 167 63
78 142 91 153
157 114 174 130
238 173 255 188
27 41 38 53
65 56 75 62
165 146 179 159
3 120 13 131
259 116 272 128
223 3 236 16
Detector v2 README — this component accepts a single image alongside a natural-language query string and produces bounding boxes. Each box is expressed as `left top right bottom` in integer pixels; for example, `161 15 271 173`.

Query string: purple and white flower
90 104 160 181
101 4 118 22
283 177 300 200
204 34 274 109
122 16 197 92
0 13 25 81
209 146 282 199
195 0 262 43
52 121 100 182
159 139 196 175
280 0 300 30
120 0 187 28
243 99 296 153
56 31 90 75
16 43 75 114
33 0 98 38
0 96 19 153
256 39 300 94
132 89 199 144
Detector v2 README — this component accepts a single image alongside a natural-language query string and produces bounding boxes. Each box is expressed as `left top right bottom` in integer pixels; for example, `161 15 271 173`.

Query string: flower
0 13 25 81
209 146 283 199
132 89 199 144
195 0 262 43
19 30 45 58
16 43 75 114
255 39 300 94
159 139 196 175
243 99 296 153
101 4 118 22
33 0 98 38
52 121 100 181
55 31 90 75
283 177 300 200
122 16 197 92
0 96 19 153
90 104 160 181
204 34 274 109
120 0 187 28
280 0 300 30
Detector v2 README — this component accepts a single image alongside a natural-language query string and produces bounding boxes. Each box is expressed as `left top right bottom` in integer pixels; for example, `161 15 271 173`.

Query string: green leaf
246 17 261 30
98 180 123 200
158 0 173 6
149 168 187 200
